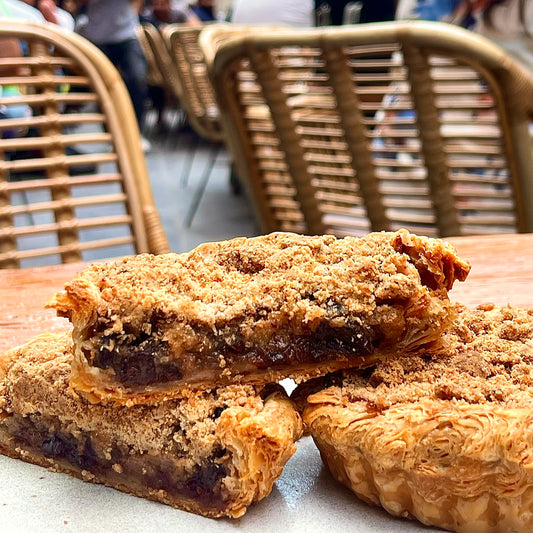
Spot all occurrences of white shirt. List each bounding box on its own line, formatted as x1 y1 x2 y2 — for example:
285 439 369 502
55 7 75 31
475 0 533 76
83 0 138 44
0 0 45 22
231 0 314 27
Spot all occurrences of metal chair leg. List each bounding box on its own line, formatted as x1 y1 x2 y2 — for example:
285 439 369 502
180 131 200 187
184 144 221 228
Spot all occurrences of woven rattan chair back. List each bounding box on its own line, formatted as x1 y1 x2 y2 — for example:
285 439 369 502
139 22 184 104
202 21 533 237
162 24 224 142
0 21 169 268
136 23 166 89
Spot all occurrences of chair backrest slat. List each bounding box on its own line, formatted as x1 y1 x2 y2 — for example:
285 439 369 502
322 43 389 231
400 39 461 236
247 47 326 234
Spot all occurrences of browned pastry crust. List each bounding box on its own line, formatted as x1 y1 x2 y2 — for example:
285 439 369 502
0 333 302 519
46 230 470 404
300 304 533 533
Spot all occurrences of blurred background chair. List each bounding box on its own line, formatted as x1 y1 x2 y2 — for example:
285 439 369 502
162 23 230 227
202 20 533 237
136 22 180 128
162 23 224 144
0 21 169 269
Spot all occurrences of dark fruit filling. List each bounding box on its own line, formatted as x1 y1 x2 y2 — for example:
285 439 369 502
41 431 98 470
87 313 377 388
183 462 227 506
7 414 228 509
95 336 181 387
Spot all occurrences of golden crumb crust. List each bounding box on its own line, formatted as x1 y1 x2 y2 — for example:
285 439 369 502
300 304 533 533
46 230 470 404
0 333 302 518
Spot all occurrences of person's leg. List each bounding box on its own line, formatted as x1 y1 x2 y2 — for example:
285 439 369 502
98 40 148 129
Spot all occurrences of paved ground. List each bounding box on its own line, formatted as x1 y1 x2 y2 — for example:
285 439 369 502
143 111 259 254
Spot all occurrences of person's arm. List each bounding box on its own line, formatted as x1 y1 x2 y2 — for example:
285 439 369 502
184 7 202 26
36 0 59 23
130 0 144 14
0 38 24 76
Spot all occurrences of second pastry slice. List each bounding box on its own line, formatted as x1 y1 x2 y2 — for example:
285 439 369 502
298 304 533 533
0 332 302 518
48 230 470 404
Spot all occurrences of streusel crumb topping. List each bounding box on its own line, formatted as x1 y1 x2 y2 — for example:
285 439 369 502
340 304 533 408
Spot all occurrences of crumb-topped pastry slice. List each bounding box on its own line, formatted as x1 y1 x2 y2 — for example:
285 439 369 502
0 333 302 518
300 304 533 533
47 230 469 404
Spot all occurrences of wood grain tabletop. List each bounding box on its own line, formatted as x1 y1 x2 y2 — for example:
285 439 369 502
0 233 531 354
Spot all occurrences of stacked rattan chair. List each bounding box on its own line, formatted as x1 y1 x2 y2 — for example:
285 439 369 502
136 24 166 90
161 23 234 226
201 21 533 237
162 24 224 144
138 23 184 114
136 23 179 126
0 21 169 268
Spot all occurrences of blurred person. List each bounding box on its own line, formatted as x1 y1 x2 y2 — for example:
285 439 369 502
130 0 144 15
216 0 231 19
57 0 81 18
0 36 32 140
0 0 45 21
19 0 75 29
63 0 88 33
188 0 216 21
0 1 42 139
314 0 396 26
0 0 97 173
142 0 198 27
230 0 314 26
0 6 92 175
469 0 533 76
396 0 533 75
0 38 23 76
79 0 151 150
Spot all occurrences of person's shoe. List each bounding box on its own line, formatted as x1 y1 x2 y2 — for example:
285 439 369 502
141 136 152 152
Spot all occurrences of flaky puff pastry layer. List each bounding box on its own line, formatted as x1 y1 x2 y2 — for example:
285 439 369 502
301 304 533 533
0 333 302 518
47 230 469 405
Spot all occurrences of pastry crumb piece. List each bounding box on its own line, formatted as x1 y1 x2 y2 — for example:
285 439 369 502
298 304 533 533
46 230 469 404
0 333 302 518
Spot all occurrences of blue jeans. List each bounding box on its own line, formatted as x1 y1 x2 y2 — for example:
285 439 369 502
97 38 148 128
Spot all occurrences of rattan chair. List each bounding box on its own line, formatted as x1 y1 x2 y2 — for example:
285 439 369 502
162 23 233 226
138 22 184 106
136 23 177 125
201 21 533 237
162 24 225 143
0 21 169 268
136 24 165 92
